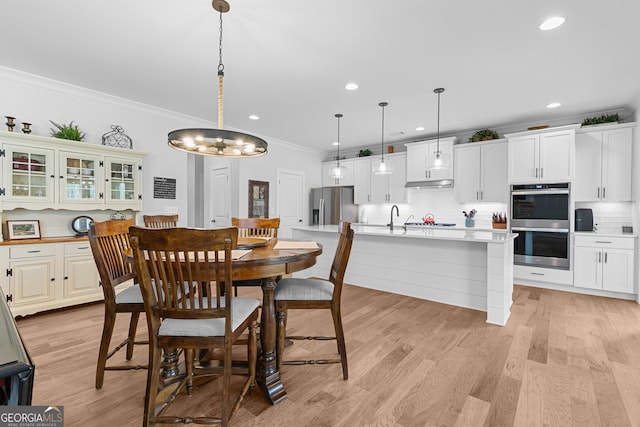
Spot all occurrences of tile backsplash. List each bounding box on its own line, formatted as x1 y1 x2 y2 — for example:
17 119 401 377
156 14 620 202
575 201 635 233
358 187 507 229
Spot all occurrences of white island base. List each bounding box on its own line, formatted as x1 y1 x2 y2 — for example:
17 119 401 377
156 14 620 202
292 225 516 326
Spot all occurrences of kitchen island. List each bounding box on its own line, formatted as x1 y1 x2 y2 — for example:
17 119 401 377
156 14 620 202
291 225 517 326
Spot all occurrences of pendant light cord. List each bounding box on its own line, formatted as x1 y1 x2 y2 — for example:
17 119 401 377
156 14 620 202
336 114 341 164
380 103 386 161
436 90 440 153
217 7 225 129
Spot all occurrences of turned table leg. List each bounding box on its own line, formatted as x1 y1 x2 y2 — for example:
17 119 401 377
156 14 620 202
256 277 287 404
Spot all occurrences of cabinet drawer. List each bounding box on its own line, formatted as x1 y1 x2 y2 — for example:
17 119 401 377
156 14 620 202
574 235 635 250
9 244 56 259
64 242 93 256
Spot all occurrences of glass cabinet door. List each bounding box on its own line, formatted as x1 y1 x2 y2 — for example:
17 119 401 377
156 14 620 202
105 157 140 206
59 151 104 204
3 144 55 203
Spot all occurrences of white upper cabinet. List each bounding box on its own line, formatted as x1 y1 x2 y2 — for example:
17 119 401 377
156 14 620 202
574 123 634 202
354 153 406 204
0 130 147 210
507 125 577 183
405 137 456 182
454 139 508 202
321 159 354 187
353 157 371 204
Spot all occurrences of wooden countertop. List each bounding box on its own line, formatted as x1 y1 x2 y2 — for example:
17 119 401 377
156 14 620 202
0 236 88 246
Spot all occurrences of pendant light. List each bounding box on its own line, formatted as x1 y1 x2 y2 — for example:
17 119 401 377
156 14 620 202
372 102 393 175
167 0 268 157
428 88 449 170
329 114 346 180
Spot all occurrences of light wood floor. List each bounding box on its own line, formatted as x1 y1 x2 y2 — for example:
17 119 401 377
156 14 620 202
15 284 640 427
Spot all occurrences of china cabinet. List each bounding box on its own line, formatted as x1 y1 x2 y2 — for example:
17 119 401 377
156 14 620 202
0 131 146 210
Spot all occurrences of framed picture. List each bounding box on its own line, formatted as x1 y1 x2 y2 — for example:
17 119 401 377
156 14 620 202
248 180 269 218
6 220 41 240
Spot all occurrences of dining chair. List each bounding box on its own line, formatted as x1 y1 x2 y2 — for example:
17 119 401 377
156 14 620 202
129 226 259 427
274 221 354 380
143 214 178 229
231 217 280 296
88 218 147 389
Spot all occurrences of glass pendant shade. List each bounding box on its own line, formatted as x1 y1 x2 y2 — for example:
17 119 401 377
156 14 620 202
167 0 268 158
329 113 346 180
373 157 393 175
373 101 393 175
428 87 448 171
430 150 450 170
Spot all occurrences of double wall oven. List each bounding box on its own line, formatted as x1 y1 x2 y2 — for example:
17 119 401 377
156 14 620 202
511 183 570 269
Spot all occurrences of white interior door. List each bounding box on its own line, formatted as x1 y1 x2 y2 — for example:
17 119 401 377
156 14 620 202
277 169 305 238
208 166 230 228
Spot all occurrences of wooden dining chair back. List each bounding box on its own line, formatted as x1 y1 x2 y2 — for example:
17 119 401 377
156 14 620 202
231 217 280 239
143 214 178 229
88 218 147 389
274 221 354 380
231 217 280 295
129 226 259 427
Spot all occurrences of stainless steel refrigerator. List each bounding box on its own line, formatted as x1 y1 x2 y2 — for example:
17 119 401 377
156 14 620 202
310 186 358 225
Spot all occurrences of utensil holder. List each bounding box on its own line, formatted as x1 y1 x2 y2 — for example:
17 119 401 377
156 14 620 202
465 217 474 227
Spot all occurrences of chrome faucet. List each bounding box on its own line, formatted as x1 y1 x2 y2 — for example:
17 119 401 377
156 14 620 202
402 214 414 231
389 204 399 231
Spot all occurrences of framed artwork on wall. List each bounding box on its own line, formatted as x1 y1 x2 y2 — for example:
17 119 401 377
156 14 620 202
6 220 41 240
248 180 269 218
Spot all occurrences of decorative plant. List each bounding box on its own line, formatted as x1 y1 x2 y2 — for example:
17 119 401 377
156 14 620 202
469 129 499 142
581 113 619 126
358 149 372 157
49 120 86 141
462 209 477 218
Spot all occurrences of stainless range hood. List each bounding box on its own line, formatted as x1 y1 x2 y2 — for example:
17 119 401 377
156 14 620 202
405 179 454 189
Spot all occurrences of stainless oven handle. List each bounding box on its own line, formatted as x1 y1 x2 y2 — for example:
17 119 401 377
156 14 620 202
511 227 569 233
511 189 570 196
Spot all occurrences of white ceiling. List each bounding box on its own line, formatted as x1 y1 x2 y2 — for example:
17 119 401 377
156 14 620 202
2 0 639 152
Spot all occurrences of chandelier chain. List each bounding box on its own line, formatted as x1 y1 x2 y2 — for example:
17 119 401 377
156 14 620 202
218 8 224 73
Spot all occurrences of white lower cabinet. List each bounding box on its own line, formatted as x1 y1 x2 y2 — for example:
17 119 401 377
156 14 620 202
0 240 102 317
63 242 101 299
574 235 635 294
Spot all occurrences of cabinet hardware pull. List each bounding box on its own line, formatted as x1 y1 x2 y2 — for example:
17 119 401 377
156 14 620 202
531 272 544 276
480 191 483 200
64 276 68 280
602 187 606 199
595 241 612 244
77 246 89 250
540 168 543 178
604 252 607 263
598 252 601 263
597 187 600 199
535 168 538 178
27 250 41 253
50 278 55 281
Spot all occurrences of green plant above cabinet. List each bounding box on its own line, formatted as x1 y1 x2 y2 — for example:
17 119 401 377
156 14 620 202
0 130 147 211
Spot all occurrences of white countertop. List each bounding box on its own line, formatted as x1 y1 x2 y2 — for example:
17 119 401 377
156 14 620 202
292 225 518 243
574 231 637 238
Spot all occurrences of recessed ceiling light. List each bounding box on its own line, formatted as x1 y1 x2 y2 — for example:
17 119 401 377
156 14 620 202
345 82 359 91
539 16 566 31
249 114 260 120
546 102 561 109
416 126 425 131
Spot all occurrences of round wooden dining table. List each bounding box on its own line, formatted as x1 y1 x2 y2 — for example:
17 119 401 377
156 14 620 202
230 239 322 404
127 238 323 405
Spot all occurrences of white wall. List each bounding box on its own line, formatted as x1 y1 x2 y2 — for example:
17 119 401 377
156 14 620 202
0 66 325 232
